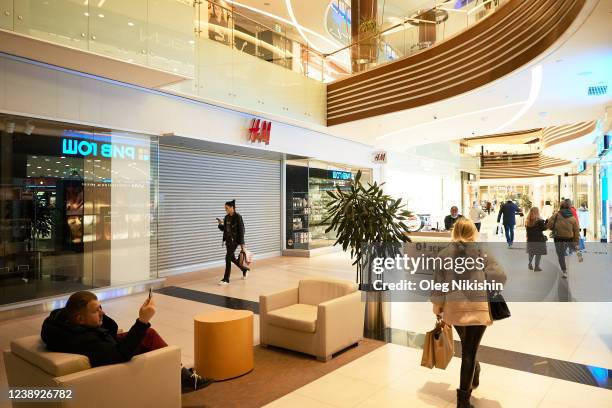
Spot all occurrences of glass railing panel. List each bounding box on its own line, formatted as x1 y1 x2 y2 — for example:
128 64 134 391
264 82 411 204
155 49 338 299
197 35 235 106
13 0 89 50
88 0 148 65
324 0 506 79
147 0 196 77
0 0 13 30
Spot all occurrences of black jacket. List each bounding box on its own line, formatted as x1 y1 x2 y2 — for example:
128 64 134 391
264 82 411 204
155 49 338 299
444 214 463 230
41 308 150 367
218 212 245 246
526 219 547 242
497 201 523 226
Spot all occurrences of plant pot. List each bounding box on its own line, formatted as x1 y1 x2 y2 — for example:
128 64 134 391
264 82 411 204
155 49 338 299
362 288 390 341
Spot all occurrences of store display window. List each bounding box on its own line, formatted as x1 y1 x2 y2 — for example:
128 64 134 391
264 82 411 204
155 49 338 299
285 159 371 250
0 114 158 306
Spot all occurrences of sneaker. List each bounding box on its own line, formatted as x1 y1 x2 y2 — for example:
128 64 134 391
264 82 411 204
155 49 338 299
181 367 213 392
242 270 249 280
534 267 543 272
528 264 533 270
218 280 229 286
562 271 568 279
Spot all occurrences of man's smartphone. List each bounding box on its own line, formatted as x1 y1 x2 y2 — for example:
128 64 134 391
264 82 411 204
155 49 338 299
148 288 152 300
216 217 222 223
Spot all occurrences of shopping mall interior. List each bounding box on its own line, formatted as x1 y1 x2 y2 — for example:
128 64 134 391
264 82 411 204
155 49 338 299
0 0 611 407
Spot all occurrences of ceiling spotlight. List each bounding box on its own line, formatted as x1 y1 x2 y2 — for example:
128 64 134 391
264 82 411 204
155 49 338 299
23 121 36 136
5 121 15 134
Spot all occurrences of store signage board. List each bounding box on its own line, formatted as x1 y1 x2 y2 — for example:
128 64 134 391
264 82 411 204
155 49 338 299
331 170 352 180
61 138 149 161
372 151 387 164
248 118 271 145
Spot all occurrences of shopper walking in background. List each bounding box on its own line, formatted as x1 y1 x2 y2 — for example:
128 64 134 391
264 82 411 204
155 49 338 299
547 200 579 279
497 199 523 247
542 200 554 220
525 207 547 272
577 203 590 238
431 218 507 408
217 199 249 286
469 202 486 232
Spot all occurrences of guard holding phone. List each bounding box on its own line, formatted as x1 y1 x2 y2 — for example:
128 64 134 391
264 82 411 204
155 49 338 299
217 199 249 286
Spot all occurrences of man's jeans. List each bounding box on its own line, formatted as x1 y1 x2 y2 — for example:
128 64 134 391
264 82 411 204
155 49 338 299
504 224 515 245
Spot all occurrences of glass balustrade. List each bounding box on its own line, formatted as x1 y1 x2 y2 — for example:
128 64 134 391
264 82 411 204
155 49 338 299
323 0 508 79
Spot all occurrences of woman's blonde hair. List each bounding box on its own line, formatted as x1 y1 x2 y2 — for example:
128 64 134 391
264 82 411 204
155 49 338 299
451 218 479 242
525 207 541 227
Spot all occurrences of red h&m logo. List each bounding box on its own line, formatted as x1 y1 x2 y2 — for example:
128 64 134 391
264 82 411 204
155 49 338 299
248 119 272 145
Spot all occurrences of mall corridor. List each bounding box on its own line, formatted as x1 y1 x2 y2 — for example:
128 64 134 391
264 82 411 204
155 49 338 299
0 0 611 407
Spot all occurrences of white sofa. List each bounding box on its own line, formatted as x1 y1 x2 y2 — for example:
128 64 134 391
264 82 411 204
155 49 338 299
259 278 365 361
3 335 181 408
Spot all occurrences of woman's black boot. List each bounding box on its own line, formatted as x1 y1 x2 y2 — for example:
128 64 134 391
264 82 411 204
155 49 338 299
456 389 474 408
472 362 480 389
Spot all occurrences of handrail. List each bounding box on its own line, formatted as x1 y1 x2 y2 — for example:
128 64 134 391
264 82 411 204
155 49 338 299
324 0 502 59
201 0 327 59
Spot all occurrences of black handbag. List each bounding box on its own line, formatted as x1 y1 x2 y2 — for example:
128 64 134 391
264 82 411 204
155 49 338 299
488 291 511 320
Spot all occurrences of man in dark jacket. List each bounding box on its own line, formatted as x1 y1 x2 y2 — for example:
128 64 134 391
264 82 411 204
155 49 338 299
497 199 523 247
41 291 211 391
217 199 249 285
444 206 463 230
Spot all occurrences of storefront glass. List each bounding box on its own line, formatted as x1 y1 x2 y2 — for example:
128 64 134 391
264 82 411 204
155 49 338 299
0 114 158 305
285 159 371 250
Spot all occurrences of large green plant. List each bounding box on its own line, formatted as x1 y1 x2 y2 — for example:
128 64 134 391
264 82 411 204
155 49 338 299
324 171 411 286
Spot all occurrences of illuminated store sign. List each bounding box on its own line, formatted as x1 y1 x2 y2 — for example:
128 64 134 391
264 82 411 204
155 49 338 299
61 138 149 161
331 170 352 180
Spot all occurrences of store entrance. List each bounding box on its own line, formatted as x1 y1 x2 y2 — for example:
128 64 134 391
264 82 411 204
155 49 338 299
1 121 106 304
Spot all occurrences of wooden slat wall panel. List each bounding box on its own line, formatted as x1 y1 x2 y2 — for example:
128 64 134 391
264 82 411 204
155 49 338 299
327 0 585 125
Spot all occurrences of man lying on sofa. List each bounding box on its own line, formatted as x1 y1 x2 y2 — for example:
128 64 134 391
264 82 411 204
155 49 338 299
40 290 212 392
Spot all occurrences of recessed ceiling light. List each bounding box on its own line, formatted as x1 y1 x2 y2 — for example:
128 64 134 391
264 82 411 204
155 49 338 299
128 22 134 26
37 166 42 169
84 12 89 16
98 14 104 18
188 40 195 44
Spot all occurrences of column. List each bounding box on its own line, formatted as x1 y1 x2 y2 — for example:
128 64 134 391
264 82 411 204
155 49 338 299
351 0 378 73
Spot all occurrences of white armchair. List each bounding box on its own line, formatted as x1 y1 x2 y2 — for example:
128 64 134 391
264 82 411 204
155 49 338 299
259 278 365 361
3 335 181 408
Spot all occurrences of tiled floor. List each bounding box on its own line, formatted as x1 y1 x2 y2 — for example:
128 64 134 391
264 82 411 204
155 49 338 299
264 344 612 408
1 220 610 407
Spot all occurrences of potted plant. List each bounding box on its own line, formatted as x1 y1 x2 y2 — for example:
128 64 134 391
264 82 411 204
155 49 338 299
324 170 411 337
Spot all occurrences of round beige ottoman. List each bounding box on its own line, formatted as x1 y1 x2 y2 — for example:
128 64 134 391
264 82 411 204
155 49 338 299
193 309 254 380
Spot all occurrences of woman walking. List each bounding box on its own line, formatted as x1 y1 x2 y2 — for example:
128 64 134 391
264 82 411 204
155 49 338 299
525 207 547 271
468 202 486 232
431 218 507 408
217 200 249 286
546 200 579 279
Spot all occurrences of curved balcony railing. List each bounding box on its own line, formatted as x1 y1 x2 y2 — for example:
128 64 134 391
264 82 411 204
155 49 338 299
323 0 509 81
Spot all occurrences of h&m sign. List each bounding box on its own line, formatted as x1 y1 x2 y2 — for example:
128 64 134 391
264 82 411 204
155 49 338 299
372 151 387 164
248 119 271 145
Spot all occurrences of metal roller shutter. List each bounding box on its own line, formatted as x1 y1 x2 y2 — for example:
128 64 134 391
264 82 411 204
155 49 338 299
157 145 281 275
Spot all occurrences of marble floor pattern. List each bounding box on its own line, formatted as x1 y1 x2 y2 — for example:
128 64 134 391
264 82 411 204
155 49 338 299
1 215 610 407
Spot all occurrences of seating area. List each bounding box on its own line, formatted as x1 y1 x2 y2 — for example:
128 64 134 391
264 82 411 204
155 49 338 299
3 277 365 408
260 278 364 362
4 336 182 408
